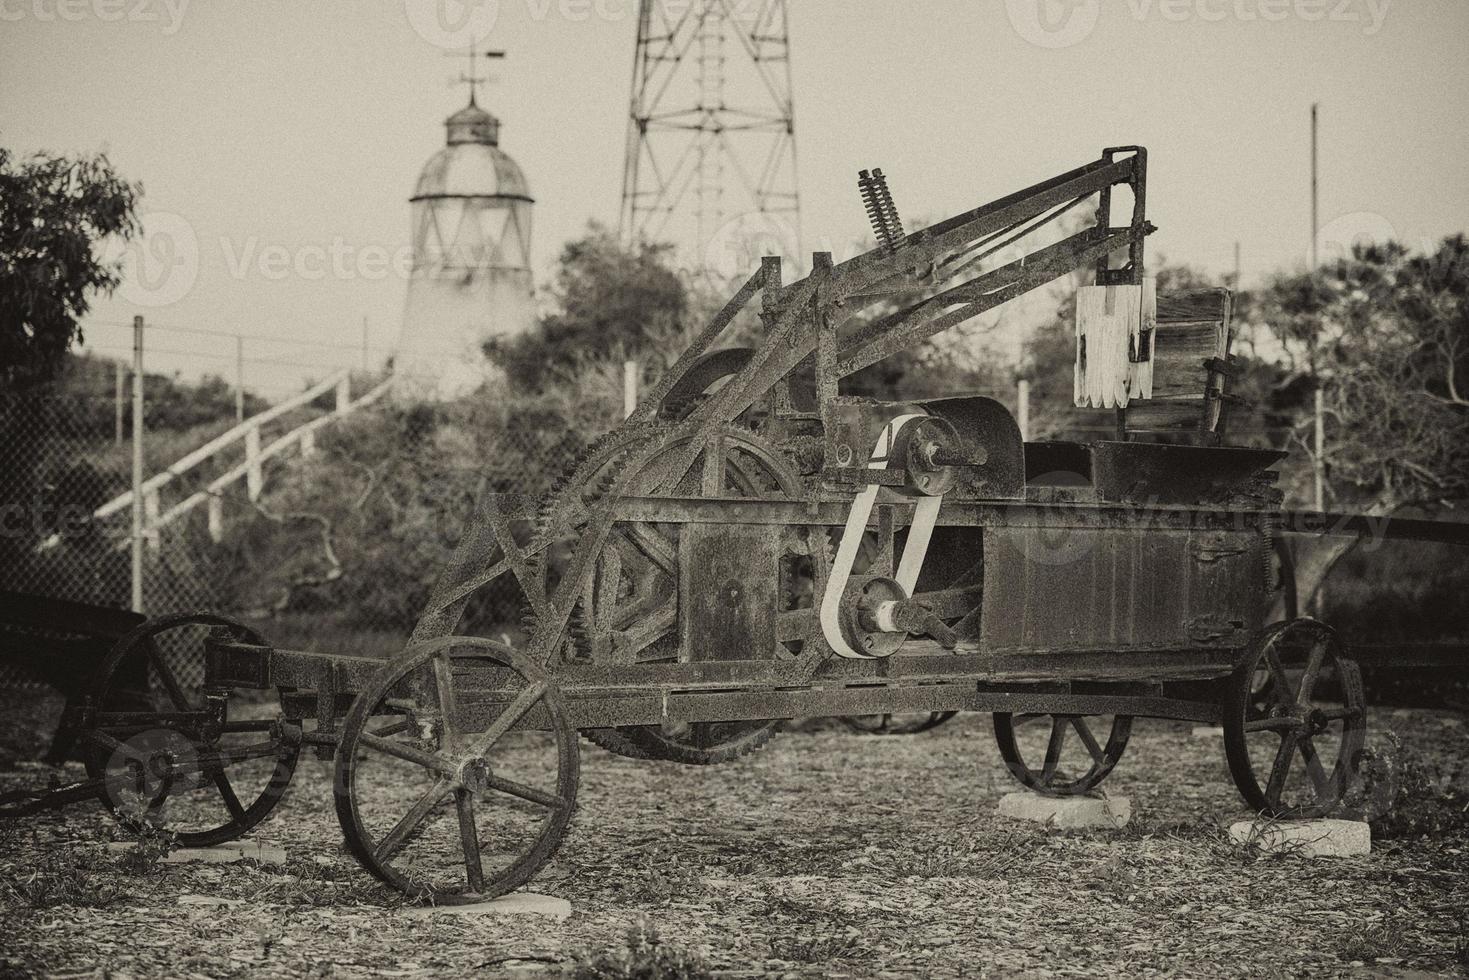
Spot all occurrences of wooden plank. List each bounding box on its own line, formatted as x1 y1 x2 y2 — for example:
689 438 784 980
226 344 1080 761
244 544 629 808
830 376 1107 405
1123 401 1205 432
1157 289 1232 323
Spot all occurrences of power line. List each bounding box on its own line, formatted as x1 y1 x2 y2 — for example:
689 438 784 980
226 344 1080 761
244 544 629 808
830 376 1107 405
83 319 397 355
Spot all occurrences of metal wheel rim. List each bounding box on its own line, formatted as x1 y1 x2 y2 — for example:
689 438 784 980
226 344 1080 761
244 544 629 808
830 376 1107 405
844 712 958 735
83 612 299 848
1223 619 1365 818
993 713 1133 796
333 637 579 903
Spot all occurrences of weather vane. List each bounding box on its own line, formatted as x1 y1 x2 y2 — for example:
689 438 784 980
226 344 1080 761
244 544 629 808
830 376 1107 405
449 48 504 106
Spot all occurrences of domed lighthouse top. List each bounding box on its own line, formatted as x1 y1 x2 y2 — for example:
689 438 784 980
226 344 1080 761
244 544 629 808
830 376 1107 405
445 99 499 144
393 53 538 403
413 96 533 204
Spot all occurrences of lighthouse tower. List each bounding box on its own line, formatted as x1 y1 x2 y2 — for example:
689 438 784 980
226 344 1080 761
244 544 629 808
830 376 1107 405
394 76 535 401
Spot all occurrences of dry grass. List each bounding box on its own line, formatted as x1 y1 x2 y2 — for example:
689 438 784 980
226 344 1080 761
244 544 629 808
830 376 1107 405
1 692 1467 978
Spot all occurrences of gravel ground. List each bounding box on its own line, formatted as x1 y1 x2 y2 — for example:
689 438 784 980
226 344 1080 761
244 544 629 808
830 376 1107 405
1 690 1466 979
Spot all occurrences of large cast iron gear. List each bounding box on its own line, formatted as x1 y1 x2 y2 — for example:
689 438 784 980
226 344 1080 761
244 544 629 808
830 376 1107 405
530 422 811 765
526 425 664 761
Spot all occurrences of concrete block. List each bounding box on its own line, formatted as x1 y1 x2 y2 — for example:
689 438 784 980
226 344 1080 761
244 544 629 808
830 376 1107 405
1228 818 1370 857
404 892 571 920
109 841 288 866
997 792 1131 829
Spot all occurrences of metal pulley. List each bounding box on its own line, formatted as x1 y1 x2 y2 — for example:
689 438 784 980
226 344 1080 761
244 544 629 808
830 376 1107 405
837 575 960 658
820 413 978 659
890 415 986 497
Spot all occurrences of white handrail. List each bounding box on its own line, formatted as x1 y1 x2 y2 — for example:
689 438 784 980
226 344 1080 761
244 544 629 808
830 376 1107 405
95 369 350 520
152 375 394 531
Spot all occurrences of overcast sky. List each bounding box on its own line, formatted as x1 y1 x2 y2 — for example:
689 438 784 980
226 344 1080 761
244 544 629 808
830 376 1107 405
3 0 1466 395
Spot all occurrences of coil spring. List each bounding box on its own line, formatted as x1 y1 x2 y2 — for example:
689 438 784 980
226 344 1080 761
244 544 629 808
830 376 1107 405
1258 510 1284 596
858 168 905 250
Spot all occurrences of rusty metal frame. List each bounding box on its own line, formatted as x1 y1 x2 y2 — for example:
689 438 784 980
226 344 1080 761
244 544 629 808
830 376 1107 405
201 145 1465 746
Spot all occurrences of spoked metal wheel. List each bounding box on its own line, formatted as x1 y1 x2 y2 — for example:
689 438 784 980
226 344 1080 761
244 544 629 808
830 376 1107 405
334 637 579 903
82 613 300 847
844 712 957 735
992 713 1133 796
1223 619 1365 818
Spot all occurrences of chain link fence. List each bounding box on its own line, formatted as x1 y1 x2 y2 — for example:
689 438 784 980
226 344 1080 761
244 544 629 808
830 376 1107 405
1 360 621 689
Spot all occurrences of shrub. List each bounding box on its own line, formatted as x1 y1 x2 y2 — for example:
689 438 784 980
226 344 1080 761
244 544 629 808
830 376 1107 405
572 920 712 980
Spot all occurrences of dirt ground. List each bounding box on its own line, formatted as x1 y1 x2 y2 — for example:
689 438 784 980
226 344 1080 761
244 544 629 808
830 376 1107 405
1 690 1466 979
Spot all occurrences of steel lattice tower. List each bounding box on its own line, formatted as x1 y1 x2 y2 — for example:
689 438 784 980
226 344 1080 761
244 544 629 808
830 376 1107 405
619 0 800 277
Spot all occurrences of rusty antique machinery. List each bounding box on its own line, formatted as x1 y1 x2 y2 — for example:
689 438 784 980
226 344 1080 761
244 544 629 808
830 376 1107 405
7 147 1469 904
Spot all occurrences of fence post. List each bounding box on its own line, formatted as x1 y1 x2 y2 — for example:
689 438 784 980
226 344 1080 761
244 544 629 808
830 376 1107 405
114 361 125 446
207 495 224 543
1016 379 1031 442
144 488 161 553
245 424 263 500
336 374 351 414
130 316 145 614
300 428 316 458
623 360 638 418
235 335 245 424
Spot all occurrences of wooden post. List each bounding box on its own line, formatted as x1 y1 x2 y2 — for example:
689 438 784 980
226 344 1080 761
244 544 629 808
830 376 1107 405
143 488 161 553
1016 379 1031 442
623 360 637 418
336 374 351 414
301 428 316 458
245 425 263 500
130 316 145 614
235 335 245 423
207 495 224 543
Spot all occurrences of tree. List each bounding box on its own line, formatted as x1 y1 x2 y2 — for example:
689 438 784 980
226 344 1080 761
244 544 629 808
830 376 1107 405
0 148 140 390
487 224 692 393
1252 236 1469 607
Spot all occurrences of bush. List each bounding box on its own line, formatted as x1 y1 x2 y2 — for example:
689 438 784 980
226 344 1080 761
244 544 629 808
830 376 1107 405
1348 732 1469 839
212 383 621 633
572 920 711 980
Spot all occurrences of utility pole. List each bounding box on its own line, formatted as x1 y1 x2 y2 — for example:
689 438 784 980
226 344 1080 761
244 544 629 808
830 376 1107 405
1232 241 1241 290
130 315 145 614
1310 104 1320 271
1310 103 1325 514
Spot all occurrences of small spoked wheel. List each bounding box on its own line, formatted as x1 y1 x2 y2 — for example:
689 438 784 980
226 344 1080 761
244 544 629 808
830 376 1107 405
1223 619 1365 818
83 613 300 848
993 713 1133 796
334 637 579 904
844 712 958 736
